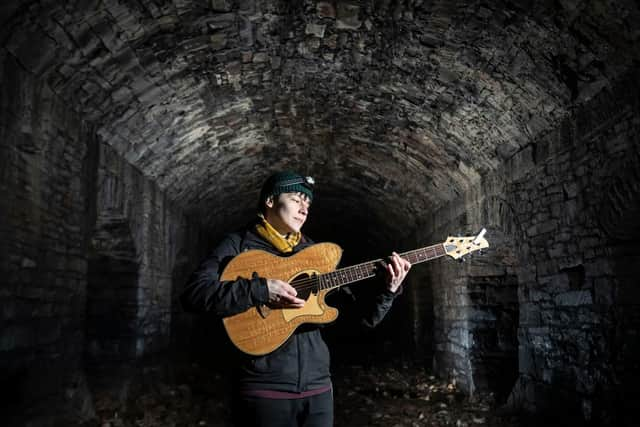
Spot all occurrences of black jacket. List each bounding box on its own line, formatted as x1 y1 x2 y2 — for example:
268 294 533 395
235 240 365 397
180 226 399 392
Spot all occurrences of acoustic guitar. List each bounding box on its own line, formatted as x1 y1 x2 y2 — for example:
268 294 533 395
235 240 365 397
222 229 489 355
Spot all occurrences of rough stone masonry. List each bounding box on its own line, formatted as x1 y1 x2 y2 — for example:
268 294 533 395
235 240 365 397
1 0 639 426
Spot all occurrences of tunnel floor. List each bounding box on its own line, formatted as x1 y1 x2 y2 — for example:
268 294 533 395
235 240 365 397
79 361 543 427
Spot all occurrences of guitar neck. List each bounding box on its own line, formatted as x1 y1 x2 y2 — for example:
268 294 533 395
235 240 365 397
318 243 446 291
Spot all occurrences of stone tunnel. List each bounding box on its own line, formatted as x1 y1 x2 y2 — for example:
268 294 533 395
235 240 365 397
1 0 639 426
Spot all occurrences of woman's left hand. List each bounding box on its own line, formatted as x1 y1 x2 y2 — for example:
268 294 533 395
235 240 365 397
385 252 411 293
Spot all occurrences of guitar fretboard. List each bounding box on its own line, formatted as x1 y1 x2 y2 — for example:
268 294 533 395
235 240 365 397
318 244 446 290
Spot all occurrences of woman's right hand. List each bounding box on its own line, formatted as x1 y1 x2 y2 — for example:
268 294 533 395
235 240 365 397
266 279 306 308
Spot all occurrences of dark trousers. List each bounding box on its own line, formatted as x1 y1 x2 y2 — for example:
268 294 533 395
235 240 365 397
232 390 333 427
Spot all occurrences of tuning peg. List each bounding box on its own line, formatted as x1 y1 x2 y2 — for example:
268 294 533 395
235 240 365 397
473 228 487 244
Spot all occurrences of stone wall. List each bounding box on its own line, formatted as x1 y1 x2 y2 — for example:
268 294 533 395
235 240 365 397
0 49 202 424
86 142 202 404
419 70 640 424
504 72 640 425
0 51 96 423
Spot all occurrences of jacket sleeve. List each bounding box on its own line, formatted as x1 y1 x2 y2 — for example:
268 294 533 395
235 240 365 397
338 262 403 329
180 234 270 317
358 285 402 329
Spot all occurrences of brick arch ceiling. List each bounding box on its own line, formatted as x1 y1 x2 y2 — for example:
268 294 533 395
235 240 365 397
3 0 639 230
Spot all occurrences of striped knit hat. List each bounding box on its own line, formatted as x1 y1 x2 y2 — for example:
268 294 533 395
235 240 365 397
259 171 314 208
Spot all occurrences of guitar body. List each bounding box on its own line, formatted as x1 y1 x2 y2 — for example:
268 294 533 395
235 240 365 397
221 242 343 356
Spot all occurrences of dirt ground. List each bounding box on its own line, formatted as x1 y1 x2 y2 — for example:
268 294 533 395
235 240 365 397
83 361 538 427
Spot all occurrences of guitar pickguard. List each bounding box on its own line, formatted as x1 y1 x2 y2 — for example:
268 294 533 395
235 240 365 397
282 269 324 321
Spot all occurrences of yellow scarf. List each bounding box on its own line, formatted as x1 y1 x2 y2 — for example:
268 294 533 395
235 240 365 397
255 214 301 253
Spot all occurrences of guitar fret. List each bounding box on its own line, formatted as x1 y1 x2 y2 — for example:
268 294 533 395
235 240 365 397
367 262 375 277
320 243 449 290
361 264 370 279
395 244 448 266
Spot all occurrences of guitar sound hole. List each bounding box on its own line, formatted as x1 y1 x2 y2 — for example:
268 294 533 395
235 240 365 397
290 273 317 300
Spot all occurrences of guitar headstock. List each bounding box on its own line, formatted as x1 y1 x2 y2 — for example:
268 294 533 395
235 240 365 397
443 228 489 260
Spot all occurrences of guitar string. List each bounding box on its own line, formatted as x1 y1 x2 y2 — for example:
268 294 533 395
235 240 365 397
288 255 410 292
281 245 447 293
288 247 446 291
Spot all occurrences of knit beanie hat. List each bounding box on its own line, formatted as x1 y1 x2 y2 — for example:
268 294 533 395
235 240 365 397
259 171 314 208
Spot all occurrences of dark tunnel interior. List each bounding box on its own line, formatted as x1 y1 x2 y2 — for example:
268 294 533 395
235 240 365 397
2 0 640 426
